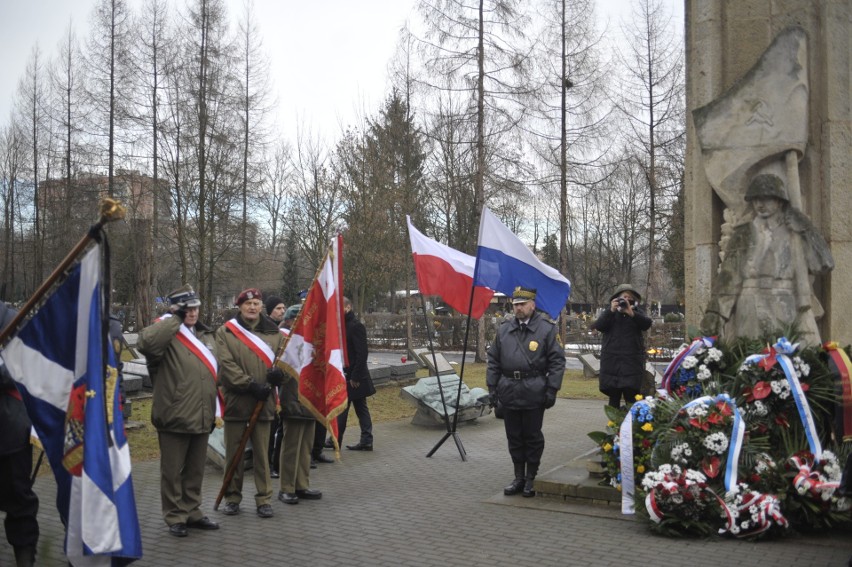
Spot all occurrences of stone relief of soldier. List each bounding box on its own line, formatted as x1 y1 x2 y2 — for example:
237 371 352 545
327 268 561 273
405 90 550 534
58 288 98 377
693 27 834 345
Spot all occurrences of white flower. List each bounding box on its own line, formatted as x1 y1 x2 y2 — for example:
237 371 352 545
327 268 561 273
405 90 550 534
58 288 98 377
697 365 712 381
793 357 810 377
752 400 768 417
682 356 698 369
686 404 708 418
671 443 693 464
707 348 723 362
703 432 729 454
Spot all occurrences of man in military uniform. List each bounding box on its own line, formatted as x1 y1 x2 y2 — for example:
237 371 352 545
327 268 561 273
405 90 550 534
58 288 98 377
137 285 221 537
216 288 285 519
486 286 565 497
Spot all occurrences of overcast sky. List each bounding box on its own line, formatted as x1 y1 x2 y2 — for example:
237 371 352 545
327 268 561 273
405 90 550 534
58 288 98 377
0 0 683 143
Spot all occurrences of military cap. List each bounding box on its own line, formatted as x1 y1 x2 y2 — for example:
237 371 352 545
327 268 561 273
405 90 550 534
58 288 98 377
168 284 201 308
512 286 537 304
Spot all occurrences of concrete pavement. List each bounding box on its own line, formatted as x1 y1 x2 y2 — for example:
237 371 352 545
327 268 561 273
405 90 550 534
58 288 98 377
4 398 852 566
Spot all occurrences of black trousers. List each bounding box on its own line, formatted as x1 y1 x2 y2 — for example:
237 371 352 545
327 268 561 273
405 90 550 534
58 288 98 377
0 444 39 549
502 406 545 465
312 421 326 458
337 397 373 446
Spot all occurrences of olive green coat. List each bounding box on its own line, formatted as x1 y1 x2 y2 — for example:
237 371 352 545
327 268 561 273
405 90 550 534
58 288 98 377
137 315 219 434
215 314 284 422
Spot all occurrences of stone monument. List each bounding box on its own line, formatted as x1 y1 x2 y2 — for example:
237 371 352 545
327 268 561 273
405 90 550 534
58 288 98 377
685 2 851 345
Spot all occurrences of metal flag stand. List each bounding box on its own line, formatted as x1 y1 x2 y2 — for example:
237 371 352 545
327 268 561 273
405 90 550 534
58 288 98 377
424 284 484 462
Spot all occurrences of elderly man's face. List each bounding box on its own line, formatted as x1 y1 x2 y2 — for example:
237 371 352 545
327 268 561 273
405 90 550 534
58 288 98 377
513 300 536 320
183 306 199 327
240 298 263 321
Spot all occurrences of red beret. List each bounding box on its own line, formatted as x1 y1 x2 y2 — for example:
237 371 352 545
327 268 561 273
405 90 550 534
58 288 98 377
236 288 262 305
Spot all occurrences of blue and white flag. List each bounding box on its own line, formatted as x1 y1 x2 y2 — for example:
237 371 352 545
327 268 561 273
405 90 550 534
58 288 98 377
2 245 142 566
474 206 572 319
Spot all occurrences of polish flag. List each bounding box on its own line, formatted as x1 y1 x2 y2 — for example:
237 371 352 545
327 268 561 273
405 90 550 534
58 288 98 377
279 235 348 453
407 216 494 319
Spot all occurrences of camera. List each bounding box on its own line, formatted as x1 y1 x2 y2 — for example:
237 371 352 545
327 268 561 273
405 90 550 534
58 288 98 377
616 298 632 310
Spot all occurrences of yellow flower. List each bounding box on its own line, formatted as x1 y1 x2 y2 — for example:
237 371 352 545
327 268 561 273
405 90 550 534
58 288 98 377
641 423 653 432
607 420 616 428
636 465 645 473
603 443 613 452
616 484 622 492
635 394 644 401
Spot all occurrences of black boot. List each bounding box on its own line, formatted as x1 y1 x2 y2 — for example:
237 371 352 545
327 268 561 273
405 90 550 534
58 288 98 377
503 462 526 496
523 463 539 498
14 545 36 567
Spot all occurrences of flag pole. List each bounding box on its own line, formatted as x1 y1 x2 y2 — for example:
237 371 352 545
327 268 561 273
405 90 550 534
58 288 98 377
418 295 454 435
0 198 126 347
425 279 478 461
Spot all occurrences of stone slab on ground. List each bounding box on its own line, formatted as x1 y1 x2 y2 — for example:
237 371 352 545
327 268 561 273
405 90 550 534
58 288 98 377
578 353 600 378
411 349 457 376
368 363 392 386
122 374 143 393
400 374 490 426
390 360 419 381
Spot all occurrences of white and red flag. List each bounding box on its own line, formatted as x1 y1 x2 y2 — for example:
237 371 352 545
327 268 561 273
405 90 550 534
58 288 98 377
407 216 494 319
279 235 348 454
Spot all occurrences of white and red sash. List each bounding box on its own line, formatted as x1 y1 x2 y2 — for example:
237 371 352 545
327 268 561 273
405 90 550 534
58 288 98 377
224 318 276 368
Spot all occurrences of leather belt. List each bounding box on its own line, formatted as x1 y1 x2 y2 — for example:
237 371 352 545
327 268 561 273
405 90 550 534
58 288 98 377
503 370 542 380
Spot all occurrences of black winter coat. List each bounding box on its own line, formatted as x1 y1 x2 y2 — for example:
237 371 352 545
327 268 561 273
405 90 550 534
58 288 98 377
486 311 565 410
344 310 375 401
592 305 653 395
0 302 31 455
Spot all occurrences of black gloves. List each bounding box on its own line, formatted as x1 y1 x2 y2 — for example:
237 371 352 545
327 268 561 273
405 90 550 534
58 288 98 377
174 308 187 321
247 381 272 401
544 390 557 409
266 367 285 387
488 390 498 409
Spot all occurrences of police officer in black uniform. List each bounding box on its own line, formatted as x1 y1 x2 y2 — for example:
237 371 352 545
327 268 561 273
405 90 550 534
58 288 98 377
487 286 565 497
0 302 39 566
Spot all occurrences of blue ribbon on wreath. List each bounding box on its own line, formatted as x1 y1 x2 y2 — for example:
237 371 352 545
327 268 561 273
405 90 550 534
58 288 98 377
744 337 823 461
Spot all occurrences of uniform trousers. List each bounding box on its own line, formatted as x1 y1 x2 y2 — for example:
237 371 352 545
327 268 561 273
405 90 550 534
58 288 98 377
0 443 39 549
158 431 210 525
279 419 314 493
502 406 545 465
224 420 272 506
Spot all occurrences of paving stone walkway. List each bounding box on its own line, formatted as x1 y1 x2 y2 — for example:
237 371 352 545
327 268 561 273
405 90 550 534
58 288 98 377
4 398 852 566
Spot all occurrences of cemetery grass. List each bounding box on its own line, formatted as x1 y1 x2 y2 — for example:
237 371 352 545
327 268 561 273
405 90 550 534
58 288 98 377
114 365 599 463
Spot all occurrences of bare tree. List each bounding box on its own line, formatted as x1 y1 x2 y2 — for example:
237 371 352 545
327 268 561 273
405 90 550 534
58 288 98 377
85 0 133 197
234 0 274 277
129 0 172 326
614 0 684 302
16 45 48 290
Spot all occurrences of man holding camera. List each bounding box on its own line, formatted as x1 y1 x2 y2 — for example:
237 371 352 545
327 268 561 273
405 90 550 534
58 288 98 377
138 285 221 537
592 283 653 408
487 286 565 498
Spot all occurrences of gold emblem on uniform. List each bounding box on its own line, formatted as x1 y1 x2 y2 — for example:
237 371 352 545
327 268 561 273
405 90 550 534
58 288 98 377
529 340 539 352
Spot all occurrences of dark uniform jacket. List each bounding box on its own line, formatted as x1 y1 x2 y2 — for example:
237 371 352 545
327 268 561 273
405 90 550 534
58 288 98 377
0 303 31 455
486 310 565 410
215 314 284 422
137 315 219 434
344 310 375 401
592 305 653 395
